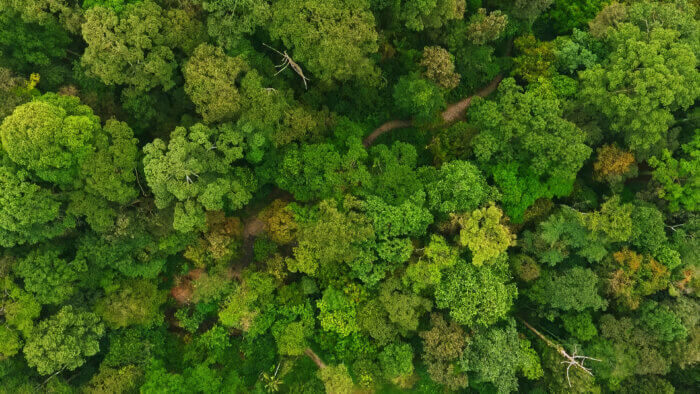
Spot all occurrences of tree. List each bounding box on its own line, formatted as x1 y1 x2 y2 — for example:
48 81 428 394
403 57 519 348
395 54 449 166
183 44 250 124
23 306 105 375
0 0 83 33
81 1 203 91
316 287 359 337
583 195 633 244
520 206 608 266
378 278 432 332
193 0 271 50
513 35 557 83
562 311 598 342
259 199 298 245
0 11 70 83
379 342 414 383
143 122 258 232
541 0 608 35
470 78 591 221
82 0 140 12
460 320 542 393
357 299 398 346
83 365 144 394
403 234 459 293
364 141 423 205
0 93 138 235
638 300 687 343
435 258 516 327
452 203 515 266
276 140 369 202
0 276 41 337
589 314 672 389
420 46 460 90
607 249 670 311
419 313 468 390
82 119 139 204
593 144 638 191
648 131 699 212
588 1 627 38
276 321 308 356
420 160 495 215
95 280 166 328
392 73 445 126
12 244 84 305
363 192 433 239
527 267 607 317
579 21 699 156
391 0 466 31
0 162 76 247
0 94 100 186
269 0 379 84
288 200 373 276
466 9 508 45
318 364 354 394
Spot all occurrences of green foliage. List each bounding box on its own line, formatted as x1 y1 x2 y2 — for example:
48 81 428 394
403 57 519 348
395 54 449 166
580 19 700 156
379 342 414 381
318 363 354 394
561 312 598 342
403 234 459 293
649 131 699 212
467 8 508 45
471 78 591 221
0 164 75 247
277 141 369 202
460 320 542 393
24 306 105 375
269 0 379 84
82 0 139 12
391 0 466 31
0 11 70 80
421 160 495 215
194 0 270 50
420 46 461 90
143 122 257 232
435 258 516 327
0 0 696 391
81 0 203 91
419 313 468 390
13 245 84 305
1 94 100 186
96 280 166 328
392 73 446 126
453 203 515 266
527 267 607 316
317 287 359 337
289 200 373 276
183 44 250 124
541 0 608 34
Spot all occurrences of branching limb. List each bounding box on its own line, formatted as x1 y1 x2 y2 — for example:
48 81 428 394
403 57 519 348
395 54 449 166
518 317 601 387
263 43 310 89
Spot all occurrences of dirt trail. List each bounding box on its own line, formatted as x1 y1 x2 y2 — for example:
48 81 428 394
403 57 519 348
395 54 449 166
304 348 327 369
362 73 505 147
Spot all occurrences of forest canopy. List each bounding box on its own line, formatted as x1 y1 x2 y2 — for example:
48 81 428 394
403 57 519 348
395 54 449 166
0 1 698 393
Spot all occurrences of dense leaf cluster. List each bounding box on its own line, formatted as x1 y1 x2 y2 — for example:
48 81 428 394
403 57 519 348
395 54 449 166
0 0 697 393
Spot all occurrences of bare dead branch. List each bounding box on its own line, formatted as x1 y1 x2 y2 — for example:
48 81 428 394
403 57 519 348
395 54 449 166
519 318 601 387
263 43 310 89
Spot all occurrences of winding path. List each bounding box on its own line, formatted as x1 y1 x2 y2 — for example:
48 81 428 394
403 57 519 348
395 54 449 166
362 73 505 147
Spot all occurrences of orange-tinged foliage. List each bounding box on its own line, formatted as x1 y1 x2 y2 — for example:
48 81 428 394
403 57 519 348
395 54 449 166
184 211 242 266
259 199 298 245
594 144 636 178
608 248 670 310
